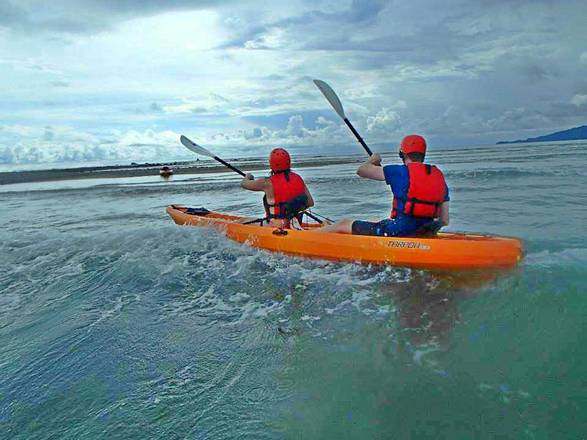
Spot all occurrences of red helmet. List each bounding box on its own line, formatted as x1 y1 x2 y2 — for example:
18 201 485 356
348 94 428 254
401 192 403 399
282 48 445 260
269 147 291 172
400 134 427 155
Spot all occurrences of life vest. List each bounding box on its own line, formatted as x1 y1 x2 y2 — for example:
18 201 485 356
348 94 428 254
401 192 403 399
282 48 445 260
391 163 447 219
263 171 309 220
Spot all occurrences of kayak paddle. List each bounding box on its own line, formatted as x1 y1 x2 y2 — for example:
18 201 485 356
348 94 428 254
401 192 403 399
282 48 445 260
179 135 329 224
313 79 373 156
180 135 246 177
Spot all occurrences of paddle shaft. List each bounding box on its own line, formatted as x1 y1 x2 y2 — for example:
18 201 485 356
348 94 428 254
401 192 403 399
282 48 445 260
302 211 324 224
213 155 246 177
343 118 372 156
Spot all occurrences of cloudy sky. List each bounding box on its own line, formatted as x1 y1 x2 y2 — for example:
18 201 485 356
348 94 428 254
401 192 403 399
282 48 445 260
1 0 586 166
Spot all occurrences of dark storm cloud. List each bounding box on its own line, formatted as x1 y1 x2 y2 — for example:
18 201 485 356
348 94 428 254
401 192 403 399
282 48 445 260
219 0 386 49
0 2 30 30
220 0 582 72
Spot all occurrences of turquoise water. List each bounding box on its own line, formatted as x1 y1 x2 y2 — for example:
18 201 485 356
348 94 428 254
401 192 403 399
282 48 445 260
1 142 586 438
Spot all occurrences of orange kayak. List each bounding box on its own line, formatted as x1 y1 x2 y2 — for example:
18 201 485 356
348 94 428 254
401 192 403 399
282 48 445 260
166 205 523 270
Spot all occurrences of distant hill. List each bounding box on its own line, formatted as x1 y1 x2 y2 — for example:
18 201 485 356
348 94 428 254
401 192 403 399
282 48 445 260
497 125 587 144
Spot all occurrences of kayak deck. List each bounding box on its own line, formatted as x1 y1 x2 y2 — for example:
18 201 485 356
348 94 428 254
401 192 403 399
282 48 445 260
166 205 523 270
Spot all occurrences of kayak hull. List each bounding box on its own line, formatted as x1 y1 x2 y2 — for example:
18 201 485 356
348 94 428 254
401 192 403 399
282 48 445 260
166 206 523 270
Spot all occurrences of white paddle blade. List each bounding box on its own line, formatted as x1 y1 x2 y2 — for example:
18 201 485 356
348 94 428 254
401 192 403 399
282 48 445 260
180 135 214 158
313 79 346 119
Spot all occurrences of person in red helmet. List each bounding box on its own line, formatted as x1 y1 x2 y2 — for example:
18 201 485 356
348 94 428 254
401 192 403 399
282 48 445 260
317 134 449 236
240 147 314 228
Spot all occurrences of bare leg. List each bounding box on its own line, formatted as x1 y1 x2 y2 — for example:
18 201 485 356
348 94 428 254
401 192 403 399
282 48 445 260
313 218 354 234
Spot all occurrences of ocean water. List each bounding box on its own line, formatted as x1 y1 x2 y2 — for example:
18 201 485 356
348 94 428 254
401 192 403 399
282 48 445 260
0 142 586 439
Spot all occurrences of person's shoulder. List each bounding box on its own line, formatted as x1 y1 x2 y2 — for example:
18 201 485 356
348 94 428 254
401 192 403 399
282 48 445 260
431 163 447 175
262 176 274 191
291 170 306 180
383 163 407 175
383 163 404 171
382 163 407 184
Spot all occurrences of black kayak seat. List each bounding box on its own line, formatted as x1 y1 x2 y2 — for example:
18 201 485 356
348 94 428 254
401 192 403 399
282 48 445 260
185 207 210 216
412 219 443 237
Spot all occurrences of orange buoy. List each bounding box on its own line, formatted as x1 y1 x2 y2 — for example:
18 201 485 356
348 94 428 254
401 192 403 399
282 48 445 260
160 166 173 177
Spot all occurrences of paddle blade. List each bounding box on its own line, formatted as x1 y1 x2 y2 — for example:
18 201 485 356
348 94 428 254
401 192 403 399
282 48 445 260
180 135 214 158
314 79 346 119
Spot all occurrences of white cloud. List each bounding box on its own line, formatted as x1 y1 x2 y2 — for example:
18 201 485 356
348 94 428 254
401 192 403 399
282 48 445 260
285 115 304 138
244 27 286 49
367 108 401 134
0 124 40 137
163 94 232 115
200 114 353 149
571 94 587 107
0 125 189 164
114 129 179 147
484 107 552 132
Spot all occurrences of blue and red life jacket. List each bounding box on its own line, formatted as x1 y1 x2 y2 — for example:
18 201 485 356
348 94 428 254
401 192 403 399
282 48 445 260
263 170 309 220
391 163 447 219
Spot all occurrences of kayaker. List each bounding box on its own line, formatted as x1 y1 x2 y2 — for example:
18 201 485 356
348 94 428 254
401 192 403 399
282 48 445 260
317 134 449 236
240 147 314 228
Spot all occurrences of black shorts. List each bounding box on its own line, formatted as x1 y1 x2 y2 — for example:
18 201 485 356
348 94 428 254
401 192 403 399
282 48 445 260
351 219 392 237
352 217 439 237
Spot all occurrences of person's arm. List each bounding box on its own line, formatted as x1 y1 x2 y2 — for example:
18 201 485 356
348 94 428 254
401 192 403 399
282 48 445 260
240 173 267 191
357 153 385 181
439 202 449 226
304 185 314 208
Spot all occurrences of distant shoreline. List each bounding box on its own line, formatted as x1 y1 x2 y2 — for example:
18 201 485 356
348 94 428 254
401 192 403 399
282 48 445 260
0 157 361 185
497 125 587 144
